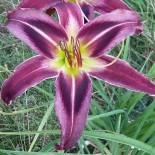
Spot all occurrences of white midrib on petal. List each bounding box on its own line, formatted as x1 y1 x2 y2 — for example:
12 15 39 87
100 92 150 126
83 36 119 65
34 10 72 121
11 19 57 46
84 21 136 48
69 76 75 139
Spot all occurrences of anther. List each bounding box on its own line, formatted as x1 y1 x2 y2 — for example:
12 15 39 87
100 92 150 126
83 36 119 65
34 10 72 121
74 38 82 67
59 38 72 68
63 38 68 50
76 39 80 48
59 41 66 51
71 36 75 46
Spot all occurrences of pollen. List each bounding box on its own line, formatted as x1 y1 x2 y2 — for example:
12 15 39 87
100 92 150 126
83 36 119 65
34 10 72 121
59 37 82 68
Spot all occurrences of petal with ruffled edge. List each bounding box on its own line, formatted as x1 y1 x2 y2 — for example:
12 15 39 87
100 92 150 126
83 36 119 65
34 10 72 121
55 71 92 150
77 9 142 58
6 9 68 59
1 56 58 104
18 0 62 11
88 0 132 14
55 3 84 37
88 55 155 95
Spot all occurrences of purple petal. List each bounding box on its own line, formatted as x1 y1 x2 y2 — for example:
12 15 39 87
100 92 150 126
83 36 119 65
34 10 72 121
89 55 155 95
1 56 58 104
6 9 68 59
18 0 62 11
77 9 142 57
89 0 132 14
55 2 84 37
80 2 94 21
55 71 92 150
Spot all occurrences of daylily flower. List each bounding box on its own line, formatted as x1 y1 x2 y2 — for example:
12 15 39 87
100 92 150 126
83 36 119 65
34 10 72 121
1 2 155 150
16 0 132 20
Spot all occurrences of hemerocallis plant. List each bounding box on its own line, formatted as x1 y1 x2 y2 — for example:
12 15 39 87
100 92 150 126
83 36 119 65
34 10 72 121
1 2 155 150
16 0 132 20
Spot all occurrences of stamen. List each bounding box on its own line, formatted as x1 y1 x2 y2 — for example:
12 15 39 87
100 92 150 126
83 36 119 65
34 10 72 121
59 38 72 68
74 44 81 67
76 39 80 48
59 37 82 68
75 39 82 67
103 40 125 67
59 41 66 51
72 39 78 67
71 37 77 67
73 46 79 67
71 37 82 67
63 38 68 50
71 36 75 46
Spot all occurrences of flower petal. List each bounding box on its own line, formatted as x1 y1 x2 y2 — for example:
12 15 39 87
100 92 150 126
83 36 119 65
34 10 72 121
55 2 84 37
18 0 62 11
55 71 92 150
79 2 94 21
6 9 68 59
77 9 142 57
1 56 58 104
88 55 155 95
89 0 131 14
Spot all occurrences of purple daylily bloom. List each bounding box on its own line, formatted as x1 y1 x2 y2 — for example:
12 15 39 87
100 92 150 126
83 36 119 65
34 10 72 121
1 3 155 150
17 0 132 20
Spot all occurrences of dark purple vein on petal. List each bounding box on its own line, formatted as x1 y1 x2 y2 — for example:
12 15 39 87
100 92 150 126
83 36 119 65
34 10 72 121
1 56 57 104
23 25 54 59
77 9 142 57
6 9 68 58
55 71 92 150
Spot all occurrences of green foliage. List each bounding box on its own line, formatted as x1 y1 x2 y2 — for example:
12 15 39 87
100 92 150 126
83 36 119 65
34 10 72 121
0 0 155 154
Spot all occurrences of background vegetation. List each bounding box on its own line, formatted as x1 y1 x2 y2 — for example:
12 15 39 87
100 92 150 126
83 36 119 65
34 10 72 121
0 0 155 154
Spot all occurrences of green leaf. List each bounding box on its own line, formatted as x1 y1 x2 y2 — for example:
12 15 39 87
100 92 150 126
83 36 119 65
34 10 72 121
83 131 155 154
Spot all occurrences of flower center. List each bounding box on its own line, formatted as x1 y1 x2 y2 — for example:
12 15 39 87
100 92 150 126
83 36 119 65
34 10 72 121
59 37 82 68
